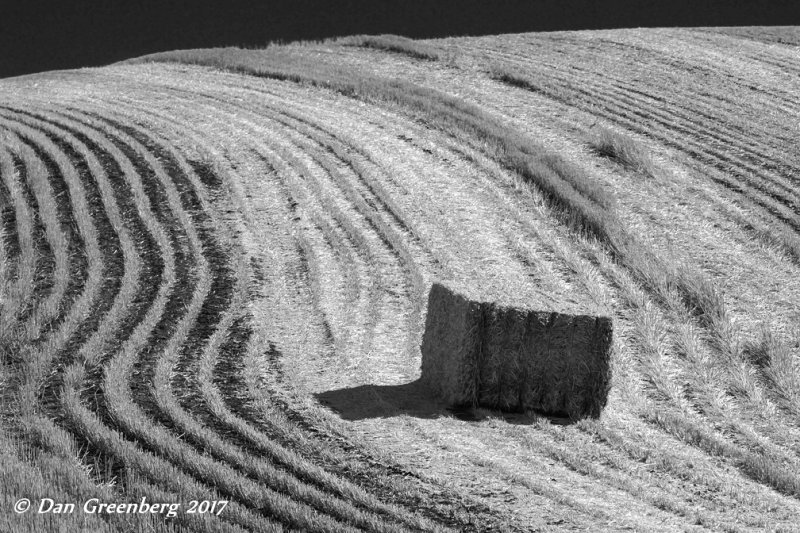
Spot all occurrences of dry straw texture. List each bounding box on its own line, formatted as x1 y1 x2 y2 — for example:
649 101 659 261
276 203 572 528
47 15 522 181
421 282 612 419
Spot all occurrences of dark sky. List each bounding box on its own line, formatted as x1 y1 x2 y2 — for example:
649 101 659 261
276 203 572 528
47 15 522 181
2 0 798 79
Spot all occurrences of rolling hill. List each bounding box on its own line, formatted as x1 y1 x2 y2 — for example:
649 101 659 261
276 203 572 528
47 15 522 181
2 27 800 532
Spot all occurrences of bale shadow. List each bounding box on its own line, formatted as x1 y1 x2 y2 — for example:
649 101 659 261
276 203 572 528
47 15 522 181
315 379 442 420
314 379 575 425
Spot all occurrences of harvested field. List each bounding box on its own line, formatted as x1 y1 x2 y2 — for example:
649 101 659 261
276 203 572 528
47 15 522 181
2 26 800 531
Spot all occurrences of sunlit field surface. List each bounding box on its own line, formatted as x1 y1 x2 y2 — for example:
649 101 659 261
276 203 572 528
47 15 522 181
2 27 800 531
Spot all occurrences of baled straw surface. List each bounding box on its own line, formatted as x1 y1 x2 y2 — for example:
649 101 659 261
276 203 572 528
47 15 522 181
421 281 612 419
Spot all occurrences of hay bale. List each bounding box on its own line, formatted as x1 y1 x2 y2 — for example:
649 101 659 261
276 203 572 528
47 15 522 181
420 281 612 419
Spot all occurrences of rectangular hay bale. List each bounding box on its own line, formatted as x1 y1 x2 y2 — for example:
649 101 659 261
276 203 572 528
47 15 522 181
420 281 612 419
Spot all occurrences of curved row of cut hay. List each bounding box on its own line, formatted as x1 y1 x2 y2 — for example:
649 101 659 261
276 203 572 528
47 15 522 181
66 110 376 528
0 78 471 531
97 110 417 532
132 121 447 532
396 135 795 527
0 148 33 336
0 106 278 531
478 36 800 195
474 42 800 437
0 130 67 341
244 106 425 370
177 92 588 528
119 64 768 524
474 35 800 411
476 38 800 390
1 115 129 442
169 61 800 524
0 152 11 280
127 42 800 529
612 30 800 119
485 43 799 187
86 69 544 528
481 40 800 258
0 113 106 416
0 108 178 532
113 80 412 379
15 130 90 339
452 34 800 497
98 87 473 530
